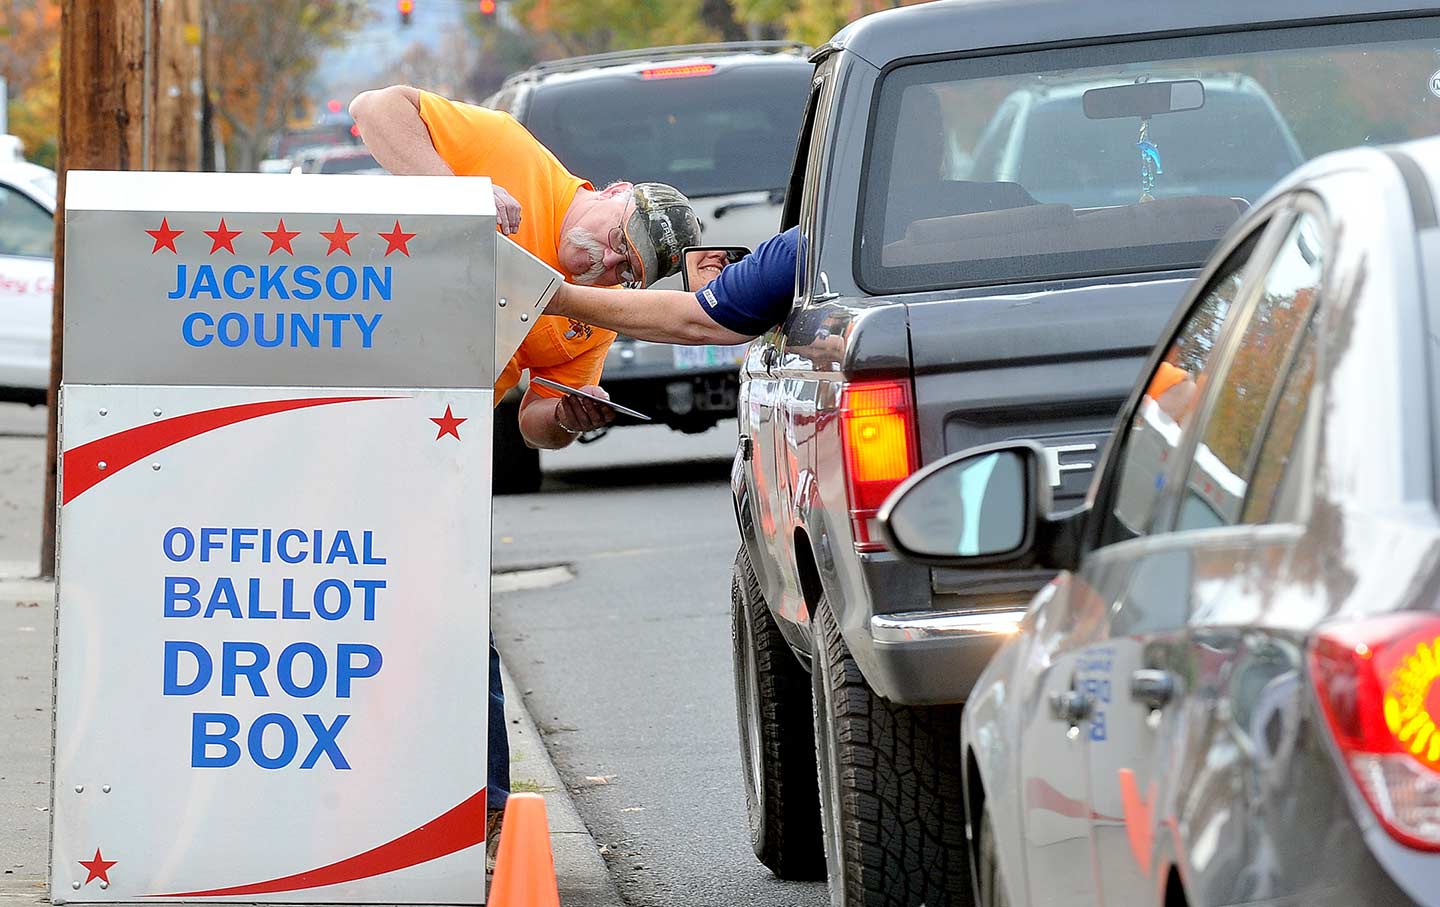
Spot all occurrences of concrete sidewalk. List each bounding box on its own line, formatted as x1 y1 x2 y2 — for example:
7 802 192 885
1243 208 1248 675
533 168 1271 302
0 571 623 906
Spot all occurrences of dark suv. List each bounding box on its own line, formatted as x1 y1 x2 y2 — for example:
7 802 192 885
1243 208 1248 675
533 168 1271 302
729 1 1440 904
485 42 812 492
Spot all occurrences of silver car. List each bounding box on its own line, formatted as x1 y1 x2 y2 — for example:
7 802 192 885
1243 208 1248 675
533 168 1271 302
879 135 1440 906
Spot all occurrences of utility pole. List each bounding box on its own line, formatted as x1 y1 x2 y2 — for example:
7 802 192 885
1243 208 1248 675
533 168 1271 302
42 0 151 577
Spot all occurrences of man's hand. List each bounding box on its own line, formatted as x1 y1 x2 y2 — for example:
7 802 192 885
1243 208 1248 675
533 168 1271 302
494 186 522 235
554 386 615 434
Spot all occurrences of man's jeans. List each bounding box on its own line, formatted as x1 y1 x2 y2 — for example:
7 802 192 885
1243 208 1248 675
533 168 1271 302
488 633 510 813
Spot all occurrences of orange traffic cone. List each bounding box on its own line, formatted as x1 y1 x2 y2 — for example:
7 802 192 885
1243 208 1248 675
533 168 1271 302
488 793 559 907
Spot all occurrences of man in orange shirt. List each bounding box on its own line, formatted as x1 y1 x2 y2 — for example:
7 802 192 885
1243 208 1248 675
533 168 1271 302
349 84 700 444
349 84 700 863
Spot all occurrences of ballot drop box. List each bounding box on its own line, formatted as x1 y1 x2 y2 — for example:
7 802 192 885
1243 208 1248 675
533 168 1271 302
50 171 561 904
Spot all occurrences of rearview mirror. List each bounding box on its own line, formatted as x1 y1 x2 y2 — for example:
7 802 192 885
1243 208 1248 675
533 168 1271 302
1082 80 1205 120
879 442 1048 565
681 245 750 291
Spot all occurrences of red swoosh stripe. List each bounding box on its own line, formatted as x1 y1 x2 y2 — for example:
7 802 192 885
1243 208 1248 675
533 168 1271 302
150 787 488 897
62 397 392 505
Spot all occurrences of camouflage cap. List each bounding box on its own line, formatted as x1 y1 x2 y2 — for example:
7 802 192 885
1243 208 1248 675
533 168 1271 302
622 182 701 287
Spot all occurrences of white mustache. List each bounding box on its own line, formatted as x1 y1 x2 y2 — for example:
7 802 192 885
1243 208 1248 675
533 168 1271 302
566 228 608 285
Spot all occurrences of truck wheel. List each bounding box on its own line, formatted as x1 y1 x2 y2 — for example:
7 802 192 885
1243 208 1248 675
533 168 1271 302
811 599 971 907
731 547 826 880
493 396 542 495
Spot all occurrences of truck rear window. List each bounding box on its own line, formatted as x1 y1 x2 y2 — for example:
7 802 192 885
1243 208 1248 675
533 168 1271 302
859 17 1440 293
522 63 811 198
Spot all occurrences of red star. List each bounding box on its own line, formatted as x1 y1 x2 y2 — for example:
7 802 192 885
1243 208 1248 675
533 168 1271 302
145 217 183 254
320 218 359 256
379 220 417 257
78 848 117 885
261 218 301 255
203 218 242 254
431 405 466 441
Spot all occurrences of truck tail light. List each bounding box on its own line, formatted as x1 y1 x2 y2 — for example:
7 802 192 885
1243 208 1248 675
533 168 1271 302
840 380 917 552
1309 612 1440 851
640 64 716 80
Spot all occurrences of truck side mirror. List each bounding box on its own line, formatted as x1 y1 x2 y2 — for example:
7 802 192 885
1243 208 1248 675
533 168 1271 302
681 245 750 291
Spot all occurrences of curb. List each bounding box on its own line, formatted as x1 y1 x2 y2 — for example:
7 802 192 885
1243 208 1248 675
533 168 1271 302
498 659 625 907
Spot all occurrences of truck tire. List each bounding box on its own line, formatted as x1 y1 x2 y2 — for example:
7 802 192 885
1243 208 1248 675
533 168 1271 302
732 547 826 880
811 599 972 907
493 396 542 495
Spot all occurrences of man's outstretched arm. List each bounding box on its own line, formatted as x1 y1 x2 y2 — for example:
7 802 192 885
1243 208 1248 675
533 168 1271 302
547 283 755 346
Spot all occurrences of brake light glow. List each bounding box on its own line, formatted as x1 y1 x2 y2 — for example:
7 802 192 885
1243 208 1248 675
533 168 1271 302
641 64 716 80
840 381 917 552
1309 612 1440 850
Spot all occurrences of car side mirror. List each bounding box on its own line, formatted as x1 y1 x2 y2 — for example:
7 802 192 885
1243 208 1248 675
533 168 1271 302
681 245 750 292
878 440 1085 571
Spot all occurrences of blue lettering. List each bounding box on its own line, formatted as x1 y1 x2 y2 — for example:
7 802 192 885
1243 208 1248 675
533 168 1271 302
164 576 201 617
362 531 385 565
354 312 382 349
300 714 350 769
336 643 382 697
253 313 284 348
217 312 248 347
314 579 350 620
293 265 322 301
223 264 255 300
164 640 212 694
200 527 225 562
277 529 306 564
189 264 220 300
326 530 357 565
221 641 270 696
323 312 349 347
247 577 276 620
326 266 356 300
248 713 298 770
290 313 320 348
191 712 241 767
281 577 308 620
204 577 242 619
258 265 290 300
361 266 392 302
276 642 327 698
164 527 194 562
169 264 188 300
355 579 385 621
182 311 214 347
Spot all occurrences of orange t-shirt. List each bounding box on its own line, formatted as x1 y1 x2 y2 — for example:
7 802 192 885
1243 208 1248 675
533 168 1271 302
417 92 616 402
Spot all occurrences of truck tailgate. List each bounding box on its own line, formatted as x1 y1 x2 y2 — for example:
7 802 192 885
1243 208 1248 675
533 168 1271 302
908 276 1191 513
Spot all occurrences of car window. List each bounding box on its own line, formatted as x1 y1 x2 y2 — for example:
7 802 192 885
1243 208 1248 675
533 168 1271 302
1244 320 1319 524
858 16 1440 293
1176 213 1323 531
0 185 54 258
1102 231 1262 544
523 63 810 198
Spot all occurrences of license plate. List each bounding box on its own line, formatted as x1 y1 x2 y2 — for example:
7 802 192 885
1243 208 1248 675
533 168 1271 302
673 343 749 369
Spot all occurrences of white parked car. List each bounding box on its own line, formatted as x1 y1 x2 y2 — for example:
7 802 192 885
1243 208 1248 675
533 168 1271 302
0 139 56 404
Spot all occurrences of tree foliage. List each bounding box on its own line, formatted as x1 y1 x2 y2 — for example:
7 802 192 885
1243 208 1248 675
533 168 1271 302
205 0 369 171
0 0 62 166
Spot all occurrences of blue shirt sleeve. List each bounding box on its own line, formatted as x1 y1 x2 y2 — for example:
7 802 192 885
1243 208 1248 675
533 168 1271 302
693 227 799 338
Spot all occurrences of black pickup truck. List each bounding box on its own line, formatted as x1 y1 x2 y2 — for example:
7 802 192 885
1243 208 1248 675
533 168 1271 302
727 1 1417 904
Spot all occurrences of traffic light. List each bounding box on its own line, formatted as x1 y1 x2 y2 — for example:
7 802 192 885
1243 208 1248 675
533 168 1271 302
398 0 413 25
479 0 496 16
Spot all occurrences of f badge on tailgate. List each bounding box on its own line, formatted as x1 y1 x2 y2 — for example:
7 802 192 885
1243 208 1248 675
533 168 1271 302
1043 442 1098 488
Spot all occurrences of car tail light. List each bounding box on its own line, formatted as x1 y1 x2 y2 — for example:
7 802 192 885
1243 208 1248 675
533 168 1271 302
1309 612 1440 851
839 380 917 552
640 64 716 80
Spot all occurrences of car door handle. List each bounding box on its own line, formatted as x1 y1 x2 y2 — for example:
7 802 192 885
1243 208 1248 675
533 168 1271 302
1048 690 1093 725
1130 669 1176 710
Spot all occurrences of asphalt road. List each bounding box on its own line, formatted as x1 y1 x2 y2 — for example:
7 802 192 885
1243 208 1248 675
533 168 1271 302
493 423 828 907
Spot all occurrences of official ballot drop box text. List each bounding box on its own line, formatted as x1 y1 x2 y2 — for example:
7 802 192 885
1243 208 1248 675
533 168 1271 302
49 171 561 904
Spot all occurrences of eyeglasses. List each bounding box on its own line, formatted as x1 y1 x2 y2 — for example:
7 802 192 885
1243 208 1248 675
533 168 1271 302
607 224 639 288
